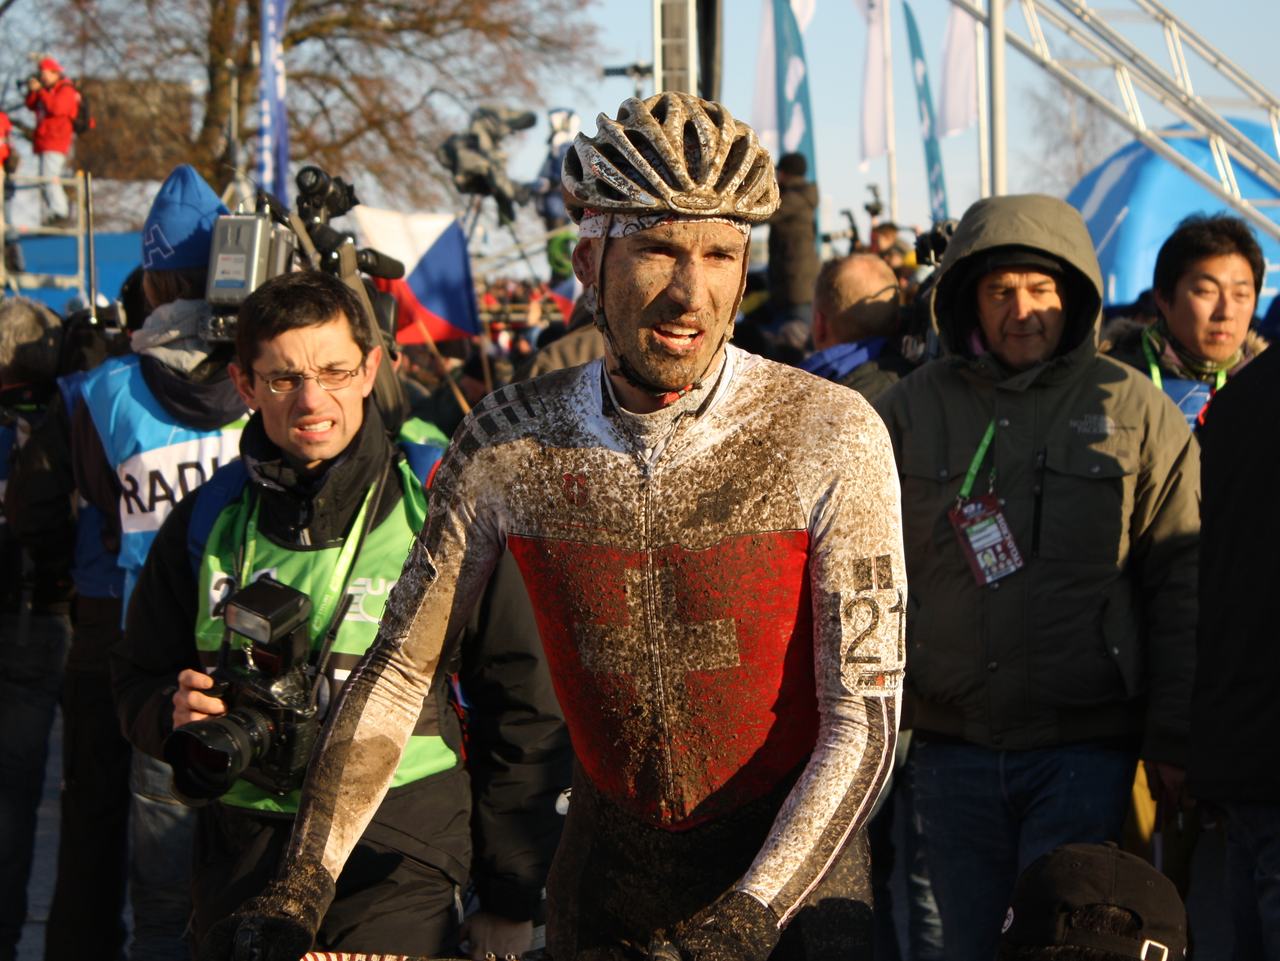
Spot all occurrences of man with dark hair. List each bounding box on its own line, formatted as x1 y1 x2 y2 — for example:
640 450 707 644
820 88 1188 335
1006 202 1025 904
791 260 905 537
998 843 1187 961
205 93 903 961
876 194 1198 961
765 150 820 360
1107 212 1266 429
802 253 910 401
113 269 567 957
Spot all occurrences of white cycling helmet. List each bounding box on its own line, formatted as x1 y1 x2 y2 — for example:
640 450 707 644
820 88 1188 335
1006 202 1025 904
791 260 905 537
562 92 779 223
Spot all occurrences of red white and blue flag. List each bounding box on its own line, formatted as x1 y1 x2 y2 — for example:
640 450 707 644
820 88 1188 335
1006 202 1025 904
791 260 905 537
352 206 480 343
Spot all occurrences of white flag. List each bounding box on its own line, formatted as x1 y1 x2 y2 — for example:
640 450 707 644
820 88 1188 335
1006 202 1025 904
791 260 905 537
852 0 887 165
938 5 977 137
752 0 818 159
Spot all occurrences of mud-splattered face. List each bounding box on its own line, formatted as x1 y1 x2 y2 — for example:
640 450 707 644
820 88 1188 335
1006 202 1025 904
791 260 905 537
597 220 748 409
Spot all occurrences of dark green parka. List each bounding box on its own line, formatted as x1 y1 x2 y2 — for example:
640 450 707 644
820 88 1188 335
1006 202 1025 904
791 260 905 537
875 194 1198 764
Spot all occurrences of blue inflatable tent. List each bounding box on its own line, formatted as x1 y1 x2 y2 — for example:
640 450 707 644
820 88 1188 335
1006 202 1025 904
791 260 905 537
1066 120 1279 323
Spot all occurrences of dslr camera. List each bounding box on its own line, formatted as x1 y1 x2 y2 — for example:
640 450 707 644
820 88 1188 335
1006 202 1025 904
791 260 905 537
164 577 323 801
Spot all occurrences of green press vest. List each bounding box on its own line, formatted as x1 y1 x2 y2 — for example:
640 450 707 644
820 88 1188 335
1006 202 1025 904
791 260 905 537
193 458 456 813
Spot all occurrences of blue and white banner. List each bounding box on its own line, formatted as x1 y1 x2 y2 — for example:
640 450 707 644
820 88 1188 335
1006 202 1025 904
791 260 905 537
771 0 817 176
258 0 290 203
747 0 814 161
902 0 949 222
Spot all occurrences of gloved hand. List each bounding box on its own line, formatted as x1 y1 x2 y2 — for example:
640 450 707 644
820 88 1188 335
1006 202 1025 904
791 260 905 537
198 857 335 961
665 890 781 961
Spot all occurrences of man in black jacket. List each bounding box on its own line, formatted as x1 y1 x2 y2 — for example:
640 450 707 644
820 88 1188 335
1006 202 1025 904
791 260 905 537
764 152 820 363
1191 344 1280 958
112 271 567 956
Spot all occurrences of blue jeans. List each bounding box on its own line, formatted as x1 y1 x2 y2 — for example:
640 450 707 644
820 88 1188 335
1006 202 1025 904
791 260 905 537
37 152 68 221
128 752 196 961
909 740 1134 961
1221 800 1280 960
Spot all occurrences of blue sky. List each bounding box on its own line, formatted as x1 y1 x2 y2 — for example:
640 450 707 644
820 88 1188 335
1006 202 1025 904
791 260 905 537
507 0 1280 239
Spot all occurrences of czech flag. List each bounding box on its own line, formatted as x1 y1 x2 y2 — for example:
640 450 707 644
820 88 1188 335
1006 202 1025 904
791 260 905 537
352 206 480 342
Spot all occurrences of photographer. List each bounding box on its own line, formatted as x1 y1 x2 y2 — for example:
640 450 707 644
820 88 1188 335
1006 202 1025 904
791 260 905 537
112 270 567 956
23 55 79 227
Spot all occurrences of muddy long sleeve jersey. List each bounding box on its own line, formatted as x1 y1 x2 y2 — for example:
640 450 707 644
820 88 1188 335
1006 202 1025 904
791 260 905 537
286 346 905 926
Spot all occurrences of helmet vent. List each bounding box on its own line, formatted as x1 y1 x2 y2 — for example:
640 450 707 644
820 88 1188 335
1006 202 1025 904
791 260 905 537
716 136 750 194
595 180 627 203
683 121 704 181
564 147 584 182
597 141 648 192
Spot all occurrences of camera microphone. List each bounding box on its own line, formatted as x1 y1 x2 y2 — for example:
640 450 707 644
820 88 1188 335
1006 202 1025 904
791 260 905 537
355 247 405 280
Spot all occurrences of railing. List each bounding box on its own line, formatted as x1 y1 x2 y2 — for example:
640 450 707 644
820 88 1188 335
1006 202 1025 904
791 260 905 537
0 166 88 296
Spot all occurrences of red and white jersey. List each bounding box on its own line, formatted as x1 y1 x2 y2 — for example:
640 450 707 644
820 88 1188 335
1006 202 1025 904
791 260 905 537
290 346 906 924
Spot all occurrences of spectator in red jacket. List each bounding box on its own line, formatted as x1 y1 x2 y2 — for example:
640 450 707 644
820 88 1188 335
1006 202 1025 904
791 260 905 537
24 56 79 227
0 110 19 273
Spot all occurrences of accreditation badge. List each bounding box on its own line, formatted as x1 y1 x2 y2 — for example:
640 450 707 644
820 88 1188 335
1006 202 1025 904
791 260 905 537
947 494 1024 586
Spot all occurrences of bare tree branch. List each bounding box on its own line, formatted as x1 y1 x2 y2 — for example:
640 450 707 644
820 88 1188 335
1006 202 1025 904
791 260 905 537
47 0 598 207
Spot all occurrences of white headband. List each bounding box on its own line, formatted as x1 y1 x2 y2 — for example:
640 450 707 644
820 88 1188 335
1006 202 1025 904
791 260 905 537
577 209 752 241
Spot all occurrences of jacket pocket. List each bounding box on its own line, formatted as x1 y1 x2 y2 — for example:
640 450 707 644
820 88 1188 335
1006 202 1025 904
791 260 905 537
898 445 970 557
1037 444 1136 563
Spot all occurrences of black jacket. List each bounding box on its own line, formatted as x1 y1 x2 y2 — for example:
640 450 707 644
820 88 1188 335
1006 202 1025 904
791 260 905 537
111 405 569 919
1189 344 1280 801
766 180 820 309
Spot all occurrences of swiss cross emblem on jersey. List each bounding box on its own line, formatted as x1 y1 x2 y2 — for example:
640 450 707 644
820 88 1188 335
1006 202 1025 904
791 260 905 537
509 529 819 829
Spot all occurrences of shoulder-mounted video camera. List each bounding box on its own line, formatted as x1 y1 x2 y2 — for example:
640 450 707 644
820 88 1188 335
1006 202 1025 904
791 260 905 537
203 164 411 431
436 105 537 223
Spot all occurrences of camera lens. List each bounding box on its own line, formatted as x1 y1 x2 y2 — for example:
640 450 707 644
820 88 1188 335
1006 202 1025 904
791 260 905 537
163 708 273 801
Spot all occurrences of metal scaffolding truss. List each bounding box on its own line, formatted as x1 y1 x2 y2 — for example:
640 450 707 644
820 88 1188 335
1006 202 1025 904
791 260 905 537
949 0 1280 242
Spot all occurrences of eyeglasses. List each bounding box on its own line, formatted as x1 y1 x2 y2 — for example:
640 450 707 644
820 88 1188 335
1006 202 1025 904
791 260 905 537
253 365 364 394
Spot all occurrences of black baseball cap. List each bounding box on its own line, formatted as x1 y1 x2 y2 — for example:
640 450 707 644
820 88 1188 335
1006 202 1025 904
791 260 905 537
1000 843 1187 960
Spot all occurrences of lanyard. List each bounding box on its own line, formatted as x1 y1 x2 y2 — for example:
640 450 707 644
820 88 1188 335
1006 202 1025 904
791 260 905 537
1142 327 1226 392
957 420 997 501
238 480 378 638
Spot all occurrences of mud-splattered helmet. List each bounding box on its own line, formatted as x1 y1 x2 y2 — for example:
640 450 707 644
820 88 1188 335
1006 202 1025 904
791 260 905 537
562 92 779 224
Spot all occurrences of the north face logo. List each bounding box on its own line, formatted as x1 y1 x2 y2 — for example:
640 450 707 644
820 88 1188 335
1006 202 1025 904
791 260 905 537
1068 414 1116 436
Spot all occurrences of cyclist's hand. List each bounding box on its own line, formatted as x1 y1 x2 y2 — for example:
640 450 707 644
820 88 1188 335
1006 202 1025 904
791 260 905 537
198 858 335 961
174 669 226 728
668 891 779 961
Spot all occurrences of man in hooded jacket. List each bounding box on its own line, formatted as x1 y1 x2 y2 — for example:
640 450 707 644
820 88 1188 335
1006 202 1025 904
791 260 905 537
875 194 1199 961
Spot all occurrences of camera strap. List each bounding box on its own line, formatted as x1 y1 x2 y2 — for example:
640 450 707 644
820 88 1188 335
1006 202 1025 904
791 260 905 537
236 460 390 651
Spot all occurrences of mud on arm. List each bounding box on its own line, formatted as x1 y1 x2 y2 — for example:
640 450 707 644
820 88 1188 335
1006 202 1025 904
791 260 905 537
738 404 906 928
282 449 507 885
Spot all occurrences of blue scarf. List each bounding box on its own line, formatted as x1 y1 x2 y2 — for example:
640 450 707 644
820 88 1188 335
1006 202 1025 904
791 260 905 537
800 337 887 382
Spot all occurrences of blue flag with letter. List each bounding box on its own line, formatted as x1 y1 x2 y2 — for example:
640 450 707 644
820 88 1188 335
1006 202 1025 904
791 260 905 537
258 0 290 203
771 0 817 179
902 0 949 223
